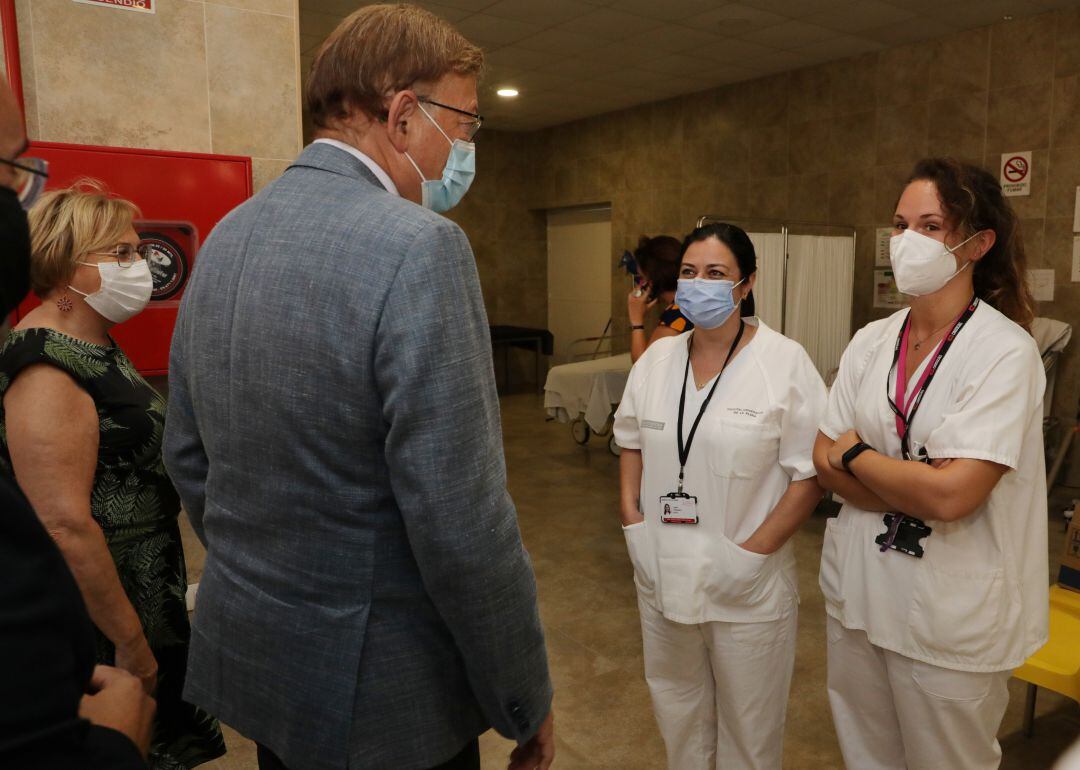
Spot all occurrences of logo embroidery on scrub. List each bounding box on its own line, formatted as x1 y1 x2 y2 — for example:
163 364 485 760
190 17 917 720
726 407 763 419
641 420 666 431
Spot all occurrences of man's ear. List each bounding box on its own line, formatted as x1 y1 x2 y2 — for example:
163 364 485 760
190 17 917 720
384 90 418 153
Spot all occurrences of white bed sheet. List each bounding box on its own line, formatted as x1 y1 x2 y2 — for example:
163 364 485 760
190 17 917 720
544 353 633 433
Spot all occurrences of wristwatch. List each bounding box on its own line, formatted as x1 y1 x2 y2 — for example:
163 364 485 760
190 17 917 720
841 441 873 472
631 324 645 331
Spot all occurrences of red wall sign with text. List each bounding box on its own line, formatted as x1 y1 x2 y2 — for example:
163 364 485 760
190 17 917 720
73 0 155 13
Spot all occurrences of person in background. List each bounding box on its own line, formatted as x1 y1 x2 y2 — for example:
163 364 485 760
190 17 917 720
163 5 553 770
628 234 693 362
614 223 826 769
813 158 1047 770
0 182 225 769
0 74 154 770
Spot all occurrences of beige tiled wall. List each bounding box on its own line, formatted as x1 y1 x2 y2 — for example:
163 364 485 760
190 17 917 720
445 130 547 330
1 0 302 191
447 8 1080 429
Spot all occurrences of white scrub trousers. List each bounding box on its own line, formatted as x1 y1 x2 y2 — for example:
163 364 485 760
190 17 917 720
826 616 1011 770
638 596 797 770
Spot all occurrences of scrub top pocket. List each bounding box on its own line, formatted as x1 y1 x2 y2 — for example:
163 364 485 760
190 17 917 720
707 420 779 480
703 537 775 607
908 566 1020 664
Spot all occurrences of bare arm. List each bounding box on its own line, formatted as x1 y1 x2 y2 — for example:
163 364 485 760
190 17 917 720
5 365 157 692
827 430 1005 523
813 431 892 512
618 448 645 526
740 476 824 554
631 325 680 363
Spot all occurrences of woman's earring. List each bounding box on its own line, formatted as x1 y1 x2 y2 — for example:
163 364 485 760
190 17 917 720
56 295 73 312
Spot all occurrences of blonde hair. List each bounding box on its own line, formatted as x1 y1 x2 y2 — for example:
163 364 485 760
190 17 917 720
306 3 483 128
27 179 139 298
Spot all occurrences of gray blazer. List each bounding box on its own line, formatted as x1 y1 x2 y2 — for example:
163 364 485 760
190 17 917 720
163 143 552 770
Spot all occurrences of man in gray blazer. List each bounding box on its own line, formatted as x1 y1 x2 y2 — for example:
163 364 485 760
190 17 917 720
163 6 554 770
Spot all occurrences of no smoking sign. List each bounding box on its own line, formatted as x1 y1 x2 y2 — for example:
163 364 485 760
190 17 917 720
1000 151 1032 197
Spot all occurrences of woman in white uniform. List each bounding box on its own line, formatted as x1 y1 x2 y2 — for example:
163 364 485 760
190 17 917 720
614 223 826 770
813 158 1048 770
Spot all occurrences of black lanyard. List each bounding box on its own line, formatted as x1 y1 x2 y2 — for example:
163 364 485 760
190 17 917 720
676 320 745 492
886 296 978 460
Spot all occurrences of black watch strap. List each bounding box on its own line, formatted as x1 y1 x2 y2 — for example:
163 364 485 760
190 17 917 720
631 324 645 330
842 441 873 471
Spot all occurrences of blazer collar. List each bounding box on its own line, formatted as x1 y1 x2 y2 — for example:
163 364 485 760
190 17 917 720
288 142 388 191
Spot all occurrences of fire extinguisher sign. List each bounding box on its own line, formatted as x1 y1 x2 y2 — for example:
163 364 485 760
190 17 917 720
73 0 155 13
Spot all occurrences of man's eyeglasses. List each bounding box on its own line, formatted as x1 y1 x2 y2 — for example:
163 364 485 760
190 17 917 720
0 156 48 209
86 243 151 269
418 97 483 141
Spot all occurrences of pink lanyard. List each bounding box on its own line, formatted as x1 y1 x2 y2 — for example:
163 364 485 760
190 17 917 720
889 297 979 450
893 325 948 440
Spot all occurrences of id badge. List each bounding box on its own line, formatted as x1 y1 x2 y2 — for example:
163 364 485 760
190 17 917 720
660 493 698 525
874 513 932 558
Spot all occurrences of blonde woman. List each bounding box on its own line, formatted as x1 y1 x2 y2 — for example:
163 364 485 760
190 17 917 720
0 182 225 769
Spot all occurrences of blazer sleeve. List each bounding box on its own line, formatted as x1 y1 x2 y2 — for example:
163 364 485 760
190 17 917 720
162 293 210 545
373 217 553 744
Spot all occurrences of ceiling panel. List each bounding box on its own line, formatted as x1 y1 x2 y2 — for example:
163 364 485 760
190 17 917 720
559 8 658 41
682 3 788 35
813 0 915 33
635 53 720 77
482 0 592 26
453 14 543 46
740 19 837 47
299 0 1080 132
516 28 603 56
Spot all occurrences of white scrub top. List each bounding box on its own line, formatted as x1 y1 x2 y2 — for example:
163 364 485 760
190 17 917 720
614 319 826 625
820 301 1048 673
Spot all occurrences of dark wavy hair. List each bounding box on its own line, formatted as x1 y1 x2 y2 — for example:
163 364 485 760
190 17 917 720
633 235 682 295
905 158 1035 329
679 222 757 316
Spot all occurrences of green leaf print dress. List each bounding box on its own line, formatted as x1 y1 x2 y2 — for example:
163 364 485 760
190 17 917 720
0 328 226 770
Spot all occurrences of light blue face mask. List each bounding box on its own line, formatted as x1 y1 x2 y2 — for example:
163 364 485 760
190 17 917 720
405 103 476 213
676 277 745 329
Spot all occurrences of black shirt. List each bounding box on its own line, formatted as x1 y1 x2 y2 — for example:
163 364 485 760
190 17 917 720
0 473 145 769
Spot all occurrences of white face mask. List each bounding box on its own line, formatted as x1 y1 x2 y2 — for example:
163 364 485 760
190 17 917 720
69 259 153 323
889 229 978 297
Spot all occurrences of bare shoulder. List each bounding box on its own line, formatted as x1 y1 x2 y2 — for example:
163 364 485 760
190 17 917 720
5 363 96 425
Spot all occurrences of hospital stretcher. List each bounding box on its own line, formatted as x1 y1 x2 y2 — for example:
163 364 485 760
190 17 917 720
543 345 632 457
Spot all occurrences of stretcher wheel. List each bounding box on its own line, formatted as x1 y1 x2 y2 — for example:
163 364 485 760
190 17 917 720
608 434 622 457
570 418 591 445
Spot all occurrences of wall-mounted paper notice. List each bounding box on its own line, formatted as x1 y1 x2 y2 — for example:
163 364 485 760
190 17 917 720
1073 236 1080 282
1028 268 1055 302
1074 187 1080 232
875 227 892 267
874 269 906 309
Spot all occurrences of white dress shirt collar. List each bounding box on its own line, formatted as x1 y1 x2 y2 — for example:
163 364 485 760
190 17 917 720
312 138 399 196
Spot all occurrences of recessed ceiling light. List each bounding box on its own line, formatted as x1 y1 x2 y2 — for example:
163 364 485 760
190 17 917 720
1002 14 1013 20
496 88 519 98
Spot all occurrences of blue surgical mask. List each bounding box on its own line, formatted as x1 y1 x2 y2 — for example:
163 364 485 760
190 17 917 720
676 277 745 329
405 103 476 213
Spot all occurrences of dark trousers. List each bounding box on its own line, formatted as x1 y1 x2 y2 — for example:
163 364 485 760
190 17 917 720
256 739 481 770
